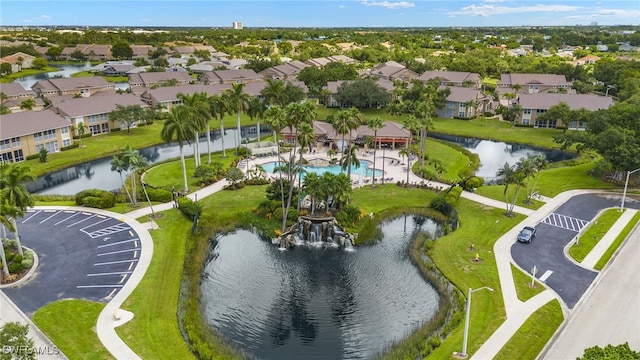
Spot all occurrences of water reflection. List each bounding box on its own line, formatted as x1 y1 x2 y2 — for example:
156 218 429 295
200 215 443 360
14 63 95 89
429 133 575 181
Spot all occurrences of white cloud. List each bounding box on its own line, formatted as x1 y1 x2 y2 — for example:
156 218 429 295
482 0 504 3
449 4 580 17
360 0 415 10
592 8 640 18
39 15 51 19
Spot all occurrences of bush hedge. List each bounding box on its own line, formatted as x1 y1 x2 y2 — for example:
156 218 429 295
177 197 202 220
61 143 80 151
75 189 116 209
139 188 172 203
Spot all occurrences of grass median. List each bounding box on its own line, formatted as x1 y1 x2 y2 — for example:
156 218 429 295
594 210 640 270
569 208 624 262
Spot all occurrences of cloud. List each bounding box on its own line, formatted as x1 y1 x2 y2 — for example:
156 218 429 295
339 5 346 8
360 0 415 10
482 0 504 3
38 15 51 19
449 3 580 17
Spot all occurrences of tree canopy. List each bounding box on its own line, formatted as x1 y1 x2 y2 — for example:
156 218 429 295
334 77 391 109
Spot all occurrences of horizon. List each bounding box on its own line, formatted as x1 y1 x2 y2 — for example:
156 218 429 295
1 0 639 28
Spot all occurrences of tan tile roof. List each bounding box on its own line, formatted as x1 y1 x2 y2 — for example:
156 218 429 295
1 109 70 139
53 93 147 118
518 93 613 111
499 73 571 87
32 77 113 93
128 71 193 86
444 86 488 103
0 83 34 97
143 84 231 102
419 71 481 85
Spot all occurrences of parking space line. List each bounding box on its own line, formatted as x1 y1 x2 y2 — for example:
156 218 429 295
97 238 139 248
84 224 132 238
97 248 138 257
55 211 80 225
79 218 109 231
39 210 61 224
541 213 589 232
76 285 124 288
87 271 133 277
67 214 97 228
94 259 138 266
539 270 554 282
21 210 42 223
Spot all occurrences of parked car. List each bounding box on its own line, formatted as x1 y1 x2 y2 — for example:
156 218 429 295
517 226 536 243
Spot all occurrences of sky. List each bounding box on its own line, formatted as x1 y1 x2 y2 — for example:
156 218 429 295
1 0 639 28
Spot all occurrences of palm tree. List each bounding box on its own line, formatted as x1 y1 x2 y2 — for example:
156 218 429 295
178 92 209 168
399 147 412 184
261 78 287 107
265 105 289 232
223 83 250 156
0 162 35 256
367 116 384 186
331 107 362 171
516 155 536 204
110 154 134 204
72 121 88 148
0 196 17 278
530 154 548 199
161 107 197 193
341 145 361 179
125 149 148 207
208 94 228 158
333 173 353 208
413 101 434 168
247 97 267 148
302 172 322 215
20 98 36 111
512 83 522 94
496 162 515 215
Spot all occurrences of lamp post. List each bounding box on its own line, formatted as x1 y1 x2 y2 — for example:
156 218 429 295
605 85 614 97
620 167 640 212
461 286 494 358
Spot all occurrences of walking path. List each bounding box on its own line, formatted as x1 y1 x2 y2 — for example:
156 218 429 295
2 146 637 360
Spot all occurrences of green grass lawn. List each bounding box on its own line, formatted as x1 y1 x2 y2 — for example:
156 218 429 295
595 211 640 270
32 299 113 360
143 152 237 190
493 299 564 360
420 139 472 182
569 208 623 262
116 210 195 360
0 66 60 83
511 264 545 301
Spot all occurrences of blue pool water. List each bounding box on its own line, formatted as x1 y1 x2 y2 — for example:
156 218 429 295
261 159 383 178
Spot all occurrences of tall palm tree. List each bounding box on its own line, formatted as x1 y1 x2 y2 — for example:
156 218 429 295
223 83 250 156
178 92 209 168
302 172 322 215
530 154 548 199
208 94 228 158
413 101 434 168
516 155 536 203
0 163 34 256
247 97 267 148
161 106 197 193
496 162 516 215
265 105 289 231
399 147 412 184
367 116 384 186
127 150 148 207
0 196 18 278
110 154 134 204
261 78 287 107
341 145 361 179
72 121 88 148
331 107 362 171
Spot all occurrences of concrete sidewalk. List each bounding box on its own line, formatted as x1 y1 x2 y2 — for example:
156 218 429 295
581 208 638 268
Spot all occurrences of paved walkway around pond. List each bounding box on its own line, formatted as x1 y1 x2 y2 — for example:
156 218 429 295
4 146 636 359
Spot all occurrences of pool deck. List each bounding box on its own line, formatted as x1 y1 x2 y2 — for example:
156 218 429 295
243 146 431 188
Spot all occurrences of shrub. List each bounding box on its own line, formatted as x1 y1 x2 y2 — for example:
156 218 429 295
334 205 361 227
26 154 40 161
75 189 116 209
462 176 484 191
430 195 456 217
61 143 80 151
21 259 33 268
445 185 463 206
110 128 122 132
140 188 172 202
8 262 23 274
177 197 202 220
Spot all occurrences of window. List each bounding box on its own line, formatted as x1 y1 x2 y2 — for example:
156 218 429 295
459 103 466 108
459 111 466 117
13 149 24 162
524 109 532 114
60 127 69 134
522 119 530 125
0 152 13 162
63 139 71 147
88 114 108 124
447 101 455 108
536 109 547 114
0 139 10 150
11 137 21 147
44 141 59 153
44 129 56 139
35 144 44 151
529 84 539 93
34 132 43 142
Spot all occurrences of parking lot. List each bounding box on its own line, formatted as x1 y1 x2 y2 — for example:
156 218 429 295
3 209 141 315
511 193 640 308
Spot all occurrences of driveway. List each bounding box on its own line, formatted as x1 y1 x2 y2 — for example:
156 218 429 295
511 193 640 308
3 209 141 315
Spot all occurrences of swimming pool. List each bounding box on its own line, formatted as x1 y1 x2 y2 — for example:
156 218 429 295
261 159 383 178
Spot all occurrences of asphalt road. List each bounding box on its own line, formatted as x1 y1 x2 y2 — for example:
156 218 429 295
543 224 640 359
511 193 640 309
3 209 141 315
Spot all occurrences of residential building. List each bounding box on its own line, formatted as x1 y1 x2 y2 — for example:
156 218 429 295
0 52 37 72
31 77 114 98
131 45 157 60
259 60 308 80
139 84 231 110
52 93 148 135
199 69 263 85
498 73 573 94
0 83 45 113
280 120 410 149
517 93 613 129
368 61 419 82
419 71 482 89
103 64 137 76
233 22 243 30
128 71 193 88
0 110 72 163
438 86 493 119
60 44 113 61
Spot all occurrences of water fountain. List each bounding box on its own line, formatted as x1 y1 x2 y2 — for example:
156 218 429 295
273 215 355 250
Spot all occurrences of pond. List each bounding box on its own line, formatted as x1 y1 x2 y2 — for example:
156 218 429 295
200 214 444 360
14 62 129 92
429 133 575 181
28 127 268 195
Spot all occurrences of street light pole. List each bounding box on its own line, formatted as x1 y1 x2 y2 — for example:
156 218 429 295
461 286 494 358
620 167 640 212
